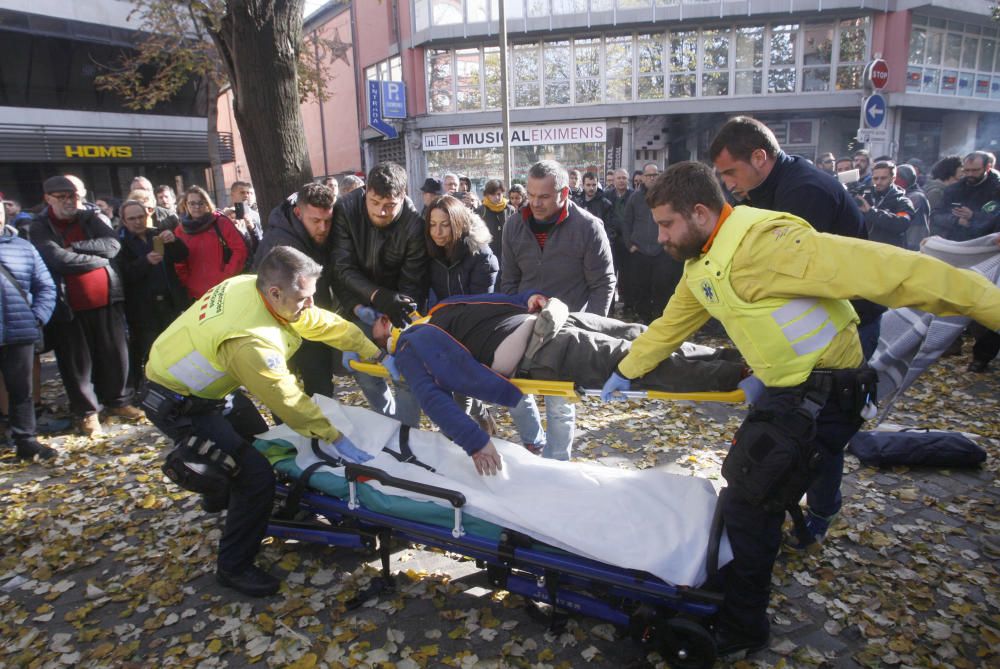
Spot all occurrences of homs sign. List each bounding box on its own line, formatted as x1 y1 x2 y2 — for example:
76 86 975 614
422 122 606 151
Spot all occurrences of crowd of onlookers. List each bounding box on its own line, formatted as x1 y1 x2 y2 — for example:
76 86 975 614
1 124 998 462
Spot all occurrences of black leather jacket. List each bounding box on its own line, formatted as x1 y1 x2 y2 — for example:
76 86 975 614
861 184 915 248
330 188 428 314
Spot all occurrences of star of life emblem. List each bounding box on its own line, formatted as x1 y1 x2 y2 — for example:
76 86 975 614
700 280 719 304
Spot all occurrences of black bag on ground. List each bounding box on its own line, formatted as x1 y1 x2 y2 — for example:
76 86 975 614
848 429 987 468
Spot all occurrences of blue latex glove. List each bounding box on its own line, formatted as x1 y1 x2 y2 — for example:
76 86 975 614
600 372 631 401
341 351 361 371
382 354 401 381
354 305 379 326
332 434 373 464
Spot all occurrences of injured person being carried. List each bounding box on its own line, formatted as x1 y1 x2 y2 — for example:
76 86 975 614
365 291 745 473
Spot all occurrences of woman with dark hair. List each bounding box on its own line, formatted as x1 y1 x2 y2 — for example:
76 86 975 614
474 179 515 263
426 195 498 304
173 185 248 299
508 184 526 210
115 199 189 390
425 194 500 434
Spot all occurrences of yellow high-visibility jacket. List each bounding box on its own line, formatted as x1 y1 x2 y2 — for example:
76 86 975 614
618 206 1000 387
147 275 380 442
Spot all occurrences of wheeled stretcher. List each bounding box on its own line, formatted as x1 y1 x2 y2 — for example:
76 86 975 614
256 394 743 668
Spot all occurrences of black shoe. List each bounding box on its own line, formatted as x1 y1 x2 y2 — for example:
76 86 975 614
713 627 769 658
215 564 280 597
15 439 57 461
967 359 989 373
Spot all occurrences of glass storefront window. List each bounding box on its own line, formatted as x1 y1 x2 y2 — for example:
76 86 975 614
432 0 462 25
605 35 634 102
637 33 665 100
425 143 606 185
455 49 483 111
544 41 572 105
428 49 454 112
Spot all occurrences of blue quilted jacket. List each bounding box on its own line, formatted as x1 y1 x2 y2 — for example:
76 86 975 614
0 225 56 345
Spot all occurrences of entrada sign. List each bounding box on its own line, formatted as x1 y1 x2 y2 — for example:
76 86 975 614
64 145 134 158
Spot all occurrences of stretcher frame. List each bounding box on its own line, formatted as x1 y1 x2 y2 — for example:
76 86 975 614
267 462 727 669
348 360 747 404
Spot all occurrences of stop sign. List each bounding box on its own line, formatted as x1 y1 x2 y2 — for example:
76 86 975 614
869 59 889 89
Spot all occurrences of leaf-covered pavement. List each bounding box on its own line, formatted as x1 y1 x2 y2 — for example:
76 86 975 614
1 348 997 668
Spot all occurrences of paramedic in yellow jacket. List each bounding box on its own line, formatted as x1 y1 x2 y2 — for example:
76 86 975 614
142 246 383 597
600 161 1000 658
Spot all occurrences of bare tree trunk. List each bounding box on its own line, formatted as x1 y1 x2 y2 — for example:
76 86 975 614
203 76 226 206
205 0 312 218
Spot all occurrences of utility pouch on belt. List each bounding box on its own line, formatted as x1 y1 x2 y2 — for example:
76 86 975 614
722 394 823 511
139 382 187 423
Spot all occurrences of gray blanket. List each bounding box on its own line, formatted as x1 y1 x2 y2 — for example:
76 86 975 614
869 233 1000 423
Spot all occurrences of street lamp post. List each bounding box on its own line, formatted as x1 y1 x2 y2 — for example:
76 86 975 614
498 0 512 186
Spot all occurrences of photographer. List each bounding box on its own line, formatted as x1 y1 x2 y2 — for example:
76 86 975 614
855 161 915 248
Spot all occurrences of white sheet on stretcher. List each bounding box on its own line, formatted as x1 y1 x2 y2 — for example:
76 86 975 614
258 395 733 587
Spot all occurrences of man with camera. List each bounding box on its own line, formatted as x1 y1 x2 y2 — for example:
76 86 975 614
142 246 383 597
854 161 915 248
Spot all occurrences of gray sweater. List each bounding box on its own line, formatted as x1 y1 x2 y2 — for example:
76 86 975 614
500 201 616 315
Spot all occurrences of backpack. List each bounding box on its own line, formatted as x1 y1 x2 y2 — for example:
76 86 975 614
848 429 987 468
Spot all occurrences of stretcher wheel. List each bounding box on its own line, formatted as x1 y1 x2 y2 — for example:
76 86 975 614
657 618 716 669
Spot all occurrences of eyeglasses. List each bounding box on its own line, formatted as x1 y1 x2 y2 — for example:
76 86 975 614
187 200 208 209
49 192 80 202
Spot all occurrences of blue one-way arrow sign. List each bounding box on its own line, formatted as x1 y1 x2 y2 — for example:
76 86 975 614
863 94 886 129
368 80 398 139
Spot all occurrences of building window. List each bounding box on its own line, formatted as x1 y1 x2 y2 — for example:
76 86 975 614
767 24 797 94
574 37 602 104
836 17 868 91
802 22 833 92
423 16 871 113
605 35 634 102
432 0 462 25
428 49 453 112
513 43 541 107
484 47 503 108
735 26 763 95
544 40 572 105
701 28 731 97
907 15 998 97
636 33 665 100
455 49 483 111
669 30 697 98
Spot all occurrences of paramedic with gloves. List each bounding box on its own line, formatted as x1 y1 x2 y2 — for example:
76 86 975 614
142 246 383 597
601 161 1000 658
